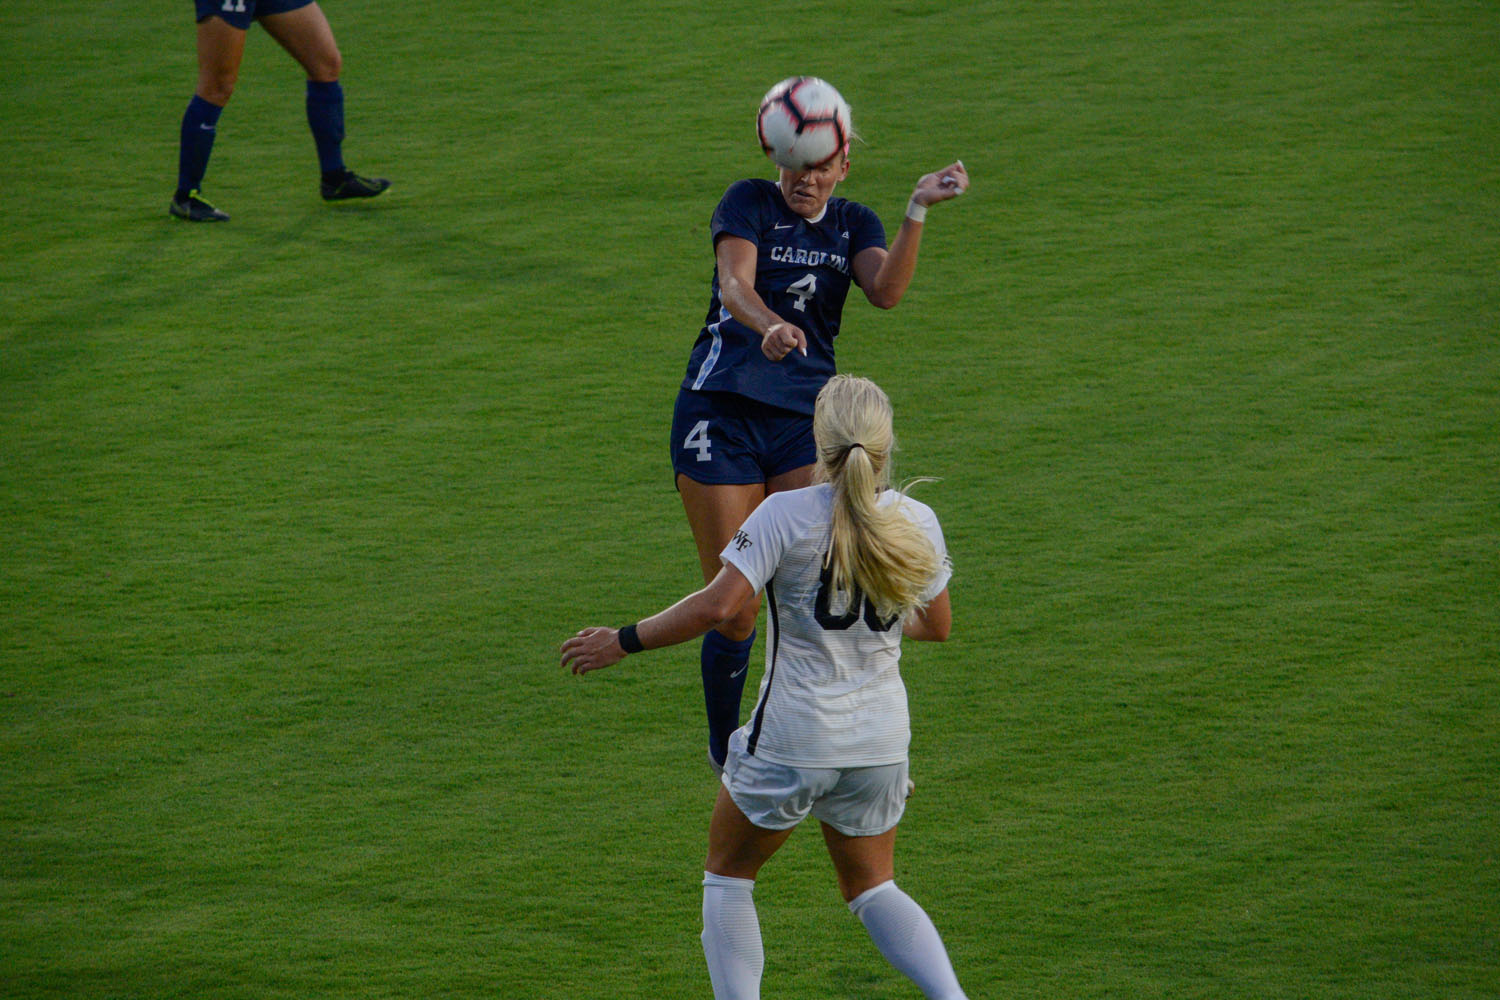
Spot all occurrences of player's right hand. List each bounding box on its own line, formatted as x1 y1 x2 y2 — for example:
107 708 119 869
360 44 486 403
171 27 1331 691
561 627 626 675
762 322 808 361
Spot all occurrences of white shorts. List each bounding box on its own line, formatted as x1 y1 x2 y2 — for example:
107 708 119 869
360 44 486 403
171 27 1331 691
720 728 909 837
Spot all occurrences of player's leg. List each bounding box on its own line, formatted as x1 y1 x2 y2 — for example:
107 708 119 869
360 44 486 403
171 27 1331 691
765 463 814 495
706 784 796 883
821 823 897 904
702 757 799 1000
259 1 389 200
258 0 340 80
172 13 246 221
678 474 764 770
818 762 967 1000
822 823 968 1000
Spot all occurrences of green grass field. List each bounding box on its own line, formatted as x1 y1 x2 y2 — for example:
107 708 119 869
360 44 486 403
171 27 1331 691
2 1 1497 997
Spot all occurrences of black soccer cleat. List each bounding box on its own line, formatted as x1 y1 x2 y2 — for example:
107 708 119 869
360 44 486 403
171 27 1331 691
169 189 230 222
321 169 391 201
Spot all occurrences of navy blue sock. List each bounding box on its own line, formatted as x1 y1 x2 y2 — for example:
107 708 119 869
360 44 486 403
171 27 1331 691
305 79 346 176
701 629 755 767
177 95 223 197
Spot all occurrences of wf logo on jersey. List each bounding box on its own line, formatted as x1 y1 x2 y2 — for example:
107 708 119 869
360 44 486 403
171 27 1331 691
731 530 753 551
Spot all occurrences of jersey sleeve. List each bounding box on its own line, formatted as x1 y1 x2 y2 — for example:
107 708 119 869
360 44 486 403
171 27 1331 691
847 200 887 257
719 494 793 594
710 179 768 246
900 497 952 605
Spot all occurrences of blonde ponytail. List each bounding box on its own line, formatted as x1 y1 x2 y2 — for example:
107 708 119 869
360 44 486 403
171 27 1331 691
813 375 941 621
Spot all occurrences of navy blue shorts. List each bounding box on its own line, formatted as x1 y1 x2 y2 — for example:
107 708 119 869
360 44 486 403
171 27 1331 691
195 0 314 30
671 390 816 485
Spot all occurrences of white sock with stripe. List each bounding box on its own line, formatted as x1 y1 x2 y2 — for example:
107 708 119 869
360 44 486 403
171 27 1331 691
848 880 967 1000
701 872 763 1000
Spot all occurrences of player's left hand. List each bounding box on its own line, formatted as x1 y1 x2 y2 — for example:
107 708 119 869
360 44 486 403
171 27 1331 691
561 627 626 675
912 160 969 207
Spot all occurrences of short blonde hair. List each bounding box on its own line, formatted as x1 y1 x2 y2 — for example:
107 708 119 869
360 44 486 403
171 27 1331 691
813 375 941 621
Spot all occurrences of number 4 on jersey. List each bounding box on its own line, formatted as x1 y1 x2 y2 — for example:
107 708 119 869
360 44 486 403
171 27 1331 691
786 273 817 312
684 420 712 462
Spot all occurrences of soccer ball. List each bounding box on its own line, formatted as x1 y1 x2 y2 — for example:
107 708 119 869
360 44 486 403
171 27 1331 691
756 77 852 171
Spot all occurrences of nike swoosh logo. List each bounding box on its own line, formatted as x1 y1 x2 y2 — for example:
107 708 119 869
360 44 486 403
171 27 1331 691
773 222 793 231
729 665 748 679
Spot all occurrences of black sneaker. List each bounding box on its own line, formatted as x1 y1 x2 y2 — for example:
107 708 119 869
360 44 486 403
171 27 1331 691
321 169 391 201
169 189 230 222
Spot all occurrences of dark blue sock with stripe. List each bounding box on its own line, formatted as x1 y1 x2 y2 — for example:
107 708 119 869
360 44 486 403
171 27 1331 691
701 628 755 767
305 79 346 176
177 95 223 198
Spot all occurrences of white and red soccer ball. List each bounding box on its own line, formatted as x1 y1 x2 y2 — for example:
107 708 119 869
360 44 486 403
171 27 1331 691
756 77 852 171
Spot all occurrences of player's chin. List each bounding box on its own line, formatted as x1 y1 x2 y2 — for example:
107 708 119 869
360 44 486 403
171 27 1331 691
789 193 821 216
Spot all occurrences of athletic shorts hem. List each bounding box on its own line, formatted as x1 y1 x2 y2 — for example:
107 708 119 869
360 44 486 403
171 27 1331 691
722 782 802 831
675 468 771 488
721 780 899 837
720 728 908 837
818 814 903 838
195 0 314 30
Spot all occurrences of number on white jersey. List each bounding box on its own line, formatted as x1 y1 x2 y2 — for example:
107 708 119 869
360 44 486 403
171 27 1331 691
684 419 713 462
813 563 899 632
786 273 817 312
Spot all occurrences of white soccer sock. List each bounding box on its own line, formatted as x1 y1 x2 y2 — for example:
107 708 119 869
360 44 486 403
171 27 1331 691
848 880 968 1000
701 872 763 1000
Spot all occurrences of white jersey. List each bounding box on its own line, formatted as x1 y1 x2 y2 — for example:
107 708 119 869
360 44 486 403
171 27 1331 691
720 483 952 768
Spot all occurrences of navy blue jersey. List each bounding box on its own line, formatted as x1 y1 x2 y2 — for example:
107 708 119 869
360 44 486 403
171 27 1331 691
681 178 887 416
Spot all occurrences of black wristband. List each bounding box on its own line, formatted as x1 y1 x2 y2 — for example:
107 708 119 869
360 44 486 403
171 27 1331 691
617 623 644 654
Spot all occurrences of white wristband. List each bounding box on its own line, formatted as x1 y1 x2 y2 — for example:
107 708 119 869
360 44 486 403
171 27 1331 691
905 197 927 223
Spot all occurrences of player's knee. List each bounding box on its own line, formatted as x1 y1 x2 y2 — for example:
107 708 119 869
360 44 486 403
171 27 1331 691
834 866 863 902
197 75 236 106
836 867 893 904
306 47 342 82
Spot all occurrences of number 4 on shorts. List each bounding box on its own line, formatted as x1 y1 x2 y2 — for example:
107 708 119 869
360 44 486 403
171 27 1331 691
684 420 712 462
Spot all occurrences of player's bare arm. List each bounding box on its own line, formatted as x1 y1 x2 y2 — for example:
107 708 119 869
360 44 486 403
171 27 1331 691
902 589 952 642
856 161 970 310
716 236 808 360
561 565 757 675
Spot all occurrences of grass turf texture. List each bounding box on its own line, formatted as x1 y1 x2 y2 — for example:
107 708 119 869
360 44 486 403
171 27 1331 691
2 0 1497 997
